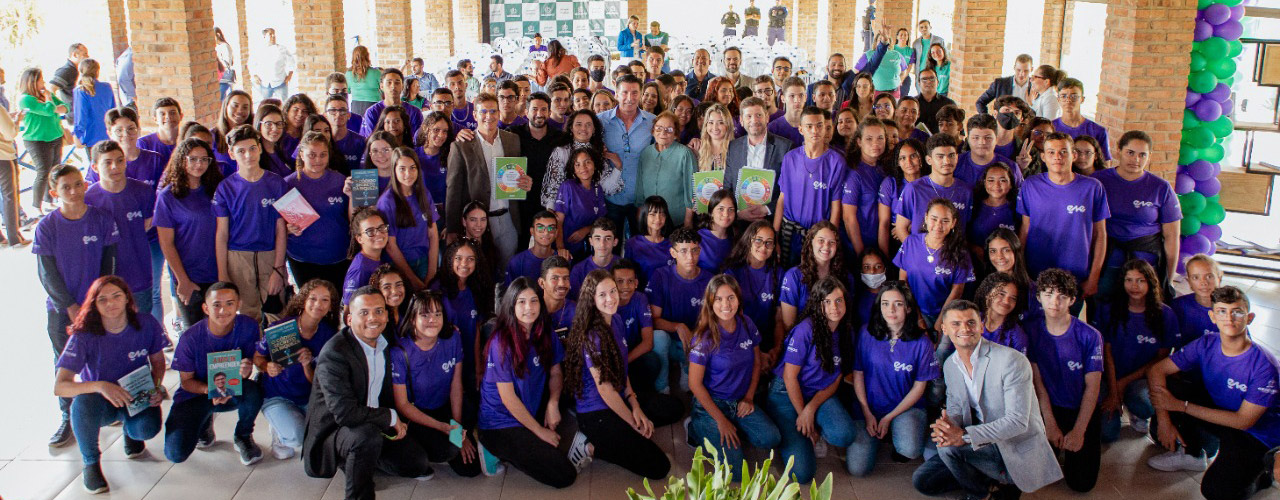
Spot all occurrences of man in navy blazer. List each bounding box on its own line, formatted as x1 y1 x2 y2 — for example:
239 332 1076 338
975 54 1035 115
726 97 794 224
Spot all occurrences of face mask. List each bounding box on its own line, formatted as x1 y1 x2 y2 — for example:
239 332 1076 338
861 272 887 289
590 69 606 82
997 112 1020 130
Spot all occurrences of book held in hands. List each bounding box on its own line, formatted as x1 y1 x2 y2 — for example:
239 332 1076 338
273 188 320 232
118 364 157 416
351 169 380 208
495 157 528 200
264 319 303 367
207 350 243 399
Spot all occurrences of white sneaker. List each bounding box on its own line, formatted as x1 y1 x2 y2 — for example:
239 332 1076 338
1130 418 1149 435
568 431 593 472
813 439 829 458
1147 450 1207 472
270 437 295 460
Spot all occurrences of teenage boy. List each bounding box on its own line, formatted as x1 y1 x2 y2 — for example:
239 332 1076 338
213 126 289 321
445 70 476 130
893 133 972 238
137 97 183 164
954 114 1021 186
774 107 846 265
505 211 565 289
322 94 366 175
35 165 120 447
85 141 155 316
613 259 657 389
360 69 423 138
495 81 527 129
539 256 575 339
164 282 265 465
1024 269 1104 492
324 73 363 134
569 218 620 298
104 107 169 322
645 227 714 394
1147 286 1280 500
1018 132 1109 304
547 83 573 131
935 105 965 142
767 77 807 148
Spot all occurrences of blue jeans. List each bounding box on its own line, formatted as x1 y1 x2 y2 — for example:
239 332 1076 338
605 201 637 244
261 396 307 449
256 82 289 101
1101 378 1155 443
219 82 232 101
132 287 154 317
651 330 688 393
163 378 263 463
762 378 856 483
409 256 430 281
71 393 162 465
690 397 782 479
149 239 164 323
847 407 928 476
912 442 1014 497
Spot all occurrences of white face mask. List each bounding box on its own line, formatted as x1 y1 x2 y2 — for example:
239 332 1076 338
861 272 887 289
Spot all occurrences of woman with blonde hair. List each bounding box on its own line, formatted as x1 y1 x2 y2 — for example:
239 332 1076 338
696 104 734 172
72 59 115 148
345 45 383 116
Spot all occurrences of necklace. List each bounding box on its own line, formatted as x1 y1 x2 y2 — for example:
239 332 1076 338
924 237 940 263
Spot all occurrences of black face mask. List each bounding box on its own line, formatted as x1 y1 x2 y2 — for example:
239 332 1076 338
590 69 606 82
997 112 1020 130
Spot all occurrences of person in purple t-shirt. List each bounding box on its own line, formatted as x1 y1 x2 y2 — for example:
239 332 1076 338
322 95 366 176
953 114 1020 186
1017 132 1109 307
35 166 120 447
975 272 1029 354
1171 255 1222 348
563 270 673 479
848 281 940 477
104 109 169 322
625 196 676 285
968 161 1018 250
1052 78 1110 161
378 147 440 290
1147 286 1280 500
137 97 183 166
762 276 857 484
555 146 608 260
894 199 974 324
53 276 167 493
570 218 620 298
1025 269 1104 492
774 107 846 263
646 227 714 394
285 132 352 289
779 222 850 358
155 138 223 328
431 240 494 385
213 125 288 321
612 260 658 387
360 69 424 139
767 78 807 148
840 117 891 255
85 141 156 314
698 189 737 272
389 290 483 477
893 133 972 238
539 255 577 340
726 221 784 353
507 211 565 290
1094 131 1181 299
343 207 390 305
687 274 780 479
878 138 927 256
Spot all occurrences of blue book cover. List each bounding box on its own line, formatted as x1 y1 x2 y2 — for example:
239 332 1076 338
206 350 242 399
264 319 302 367
351 169 380 208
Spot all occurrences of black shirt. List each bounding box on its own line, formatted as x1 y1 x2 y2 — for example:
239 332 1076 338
511 123 565 243
917 93 957 135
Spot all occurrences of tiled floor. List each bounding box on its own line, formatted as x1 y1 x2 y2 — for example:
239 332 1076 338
3 242 1280 500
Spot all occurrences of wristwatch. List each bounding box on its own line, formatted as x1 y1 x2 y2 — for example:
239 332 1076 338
961 433 972 445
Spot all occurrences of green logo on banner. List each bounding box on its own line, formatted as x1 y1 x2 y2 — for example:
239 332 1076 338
506 4 520 20
490 23 506 38
574 2 587 19
558 20 573 37
523 21 539 37
541 3 554 19
590 19 604 34
604 1 620 18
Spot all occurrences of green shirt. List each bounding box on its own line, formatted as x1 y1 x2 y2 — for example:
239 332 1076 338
346 68 384 103
871 48 906 92
18 93 65 142
637 143 697 226
645 32 669 48
933 62 952 94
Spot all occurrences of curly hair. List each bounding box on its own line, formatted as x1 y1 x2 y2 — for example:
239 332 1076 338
159 138 223 198
798 221 847 292
562 269 627 398
844 117 895 175
975 272 1023 338
692 273 745 353
1035 268 1079 301
796 276 852 374
280 278 342 328
867 280 927 342
1105 259 1166 342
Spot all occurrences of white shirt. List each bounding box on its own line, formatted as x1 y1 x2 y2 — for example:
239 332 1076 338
355 333 398 426
479 131 509 211
1030 89 1060 120
951 339 984 423
746 137 767 171
253 43 296 87
1010 79 1032 104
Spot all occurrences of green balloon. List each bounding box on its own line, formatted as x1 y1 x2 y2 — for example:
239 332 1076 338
1219 0 1242 6
1206 116 1235 138
1200 202 1226 225
1179 145 1201 165
1228 40 1244 58
1197 0 1215 8
1183 126 1216 149
1182 215 1202 236
1181 192 1207 215
1202 143 1226 163
1189 70 1218 94
1199 37 1230 61
1190 52 1207 72
1210 58 1237 79
1183 110 1202 130
1207 194 1221 204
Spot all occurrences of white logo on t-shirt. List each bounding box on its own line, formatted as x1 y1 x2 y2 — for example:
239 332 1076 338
739 339 754 350
83 235 99 244
261 198 278 208
1132 200 1154 209
1066 205 1086 214
125 210 144 221
1067 360 1083 371
1227 378 1248 392
1136 335 1158 345
812 180 828 190
893 361 914 372
441 358 457 373
127 348 148 361
328 196 344 205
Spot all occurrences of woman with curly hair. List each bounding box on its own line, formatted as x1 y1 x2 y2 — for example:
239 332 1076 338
779 221 850 348
369 264 408 328
1094 259 1176 443
431 239 495 392
975 272 1029 354
155 138 224 327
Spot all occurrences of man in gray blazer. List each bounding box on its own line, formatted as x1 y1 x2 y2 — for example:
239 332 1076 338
446 92 531 270
913 300 1063 500
725 97 793 225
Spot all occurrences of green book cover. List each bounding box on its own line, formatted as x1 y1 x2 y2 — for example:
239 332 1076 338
118 364 156 417
264 319 302 367
206 350 242 399
495 157 528 200
735 167 777 209
692 170 726 213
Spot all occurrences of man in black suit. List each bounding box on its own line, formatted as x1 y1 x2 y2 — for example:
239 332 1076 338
303 287 431 500
975 54 1034 115
726 97 793 225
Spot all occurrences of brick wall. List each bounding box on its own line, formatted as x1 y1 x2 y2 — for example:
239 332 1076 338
879 0 916 38
128 0 221 127
418 0 456 63
1094 0 1197 173
291 0 345 98
454 0 483 49
107 0 130 59
828 0 858 60
1040 0 1067 68
233 0 251 99
629 0 646 26
794 0 818 64
948 0 1007 110
371 0 413 69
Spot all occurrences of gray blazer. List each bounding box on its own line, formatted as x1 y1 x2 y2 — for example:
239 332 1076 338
445 129 521 235
944 339 1063 493
725 133 793 212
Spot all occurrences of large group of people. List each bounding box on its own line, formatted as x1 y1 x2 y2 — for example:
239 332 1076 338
10 14 1280 500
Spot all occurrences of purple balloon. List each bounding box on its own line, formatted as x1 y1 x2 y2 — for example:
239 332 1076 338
1204 3 1232 24
1198 223 1223 243
1194 99 1223 122
1188 159 1216 181
1207 83 1232 102
1230 5 1246 22
1211 162 1222 178
1196 177 1222 196
1183 234 1212 255
1214 20 1244 40
1186 91 1203 108
1176 173 1196 194
1194 20 1214 41
1207 243 1218 256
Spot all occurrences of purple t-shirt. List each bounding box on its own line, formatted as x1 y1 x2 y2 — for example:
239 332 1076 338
728 265 780 347
984 322 1029 355
377 188 438 263
361 101 424 138
577 316 630 413
262 150 294 179
343 252 387 304
555 180 607 246
689 314 761 400
137 134 176 165
879 176 907 210
280 133 301 162
255 318 337 405
451 102 478 131
87 149 167 200
170 315 261 403
56 314 168 383
1053 118 1111 161
1171 294 1218 349
478 332 565 430
697 228 733 273
775 318 843 399
645 265 713 329
780 266 854 313
211 171 288 252
1025 316 1104 409
853 326 940 418
767 116 804 148
617 293 654 349
285 170 351 264
32 207 120 311
85 180 155 292
624 236 673 284
1096 303 1177 378
431 283 481 365
953 152 1021 187
994 140 1017 161
1171 333 1280 447
840 162 884 249
779 148 847 226
968 202 1017 250
391 331 463 411
893 176 973 234
1093 168 1181 265
1016 173 1110 279
333 131 367 175
549 299 577 339
892 233 974 316
499 116 529 130
570 255 618 299
505 249 551 287
153 185 218 284
415 148 449 208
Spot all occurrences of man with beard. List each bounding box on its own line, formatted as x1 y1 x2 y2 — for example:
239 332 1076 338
808 53 850 108
511 93 565 247
723 47 752 91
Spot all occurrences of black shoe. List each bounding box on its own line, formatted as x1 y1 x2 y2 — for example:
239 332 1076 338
891 451 911 463
49 419 74 448
234 435 262 466
123 436 146 459
992 483 1022 500
82 463 109 494
195 421 216 449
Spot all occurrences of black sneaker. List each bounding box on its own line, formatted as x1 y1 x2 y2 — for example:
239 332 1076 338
233 435 262 466
195 421 216 448
123 436 146 459
82 463 109 494
49 419 74 448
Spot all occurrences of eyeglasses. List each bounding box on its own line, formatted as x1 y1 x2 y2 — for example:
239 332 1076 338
361 224 390 237
872 104 892 111
654 126 676 135
431 100 453 106
477 109 498 115
534 223 557 232
751 238 775 248
1213 309 1248 320
755 88 776 96
260 120 284 129
1031 130 1046 137
371 147 393 156
185 156 213 165
919 77 937 82
1058 94 1083 103
324 108 348 115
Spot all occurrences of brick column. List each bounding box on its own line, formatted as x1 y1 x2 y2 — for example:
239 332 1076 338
371 0 413 69
828 0 858 59
414 0 455 63
107 0 130 59
291 0 345 98
793 0 819 62
453 0 483 49
233 0 251 97
879 0 915 36
629 0 646 26
128 0 221 127
1040 0 1068 68
948 0 1007 110
1095 0 1197 173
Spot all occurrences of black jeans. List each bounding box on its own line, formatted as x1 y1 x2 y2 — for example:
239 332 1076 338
1050 405 1101 492
0 159 20 241
329 422 432 500
605 201 638 249
1166 379 1271 500
405 406 481 477
47 308 72 417
637 391 685 428
577 409 671 479
479 426 577 488
171 279 215 331
162 378 264 463
287 257 350 291
24 139 62 208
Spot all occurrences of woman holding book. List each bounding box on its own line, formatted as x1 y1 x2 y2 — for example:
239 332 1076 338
376 147 440 290
54 275 168 494
284 131 352 289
